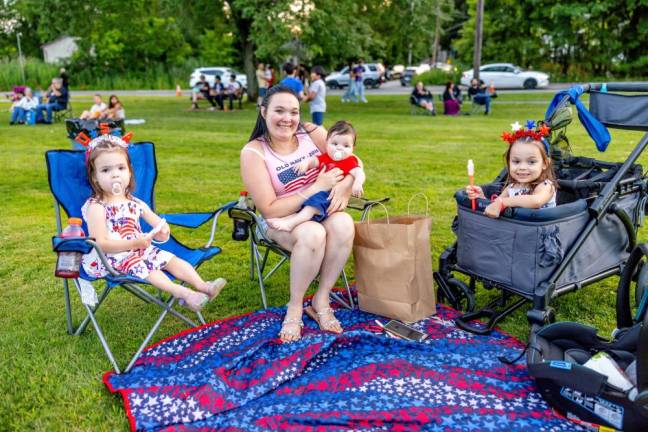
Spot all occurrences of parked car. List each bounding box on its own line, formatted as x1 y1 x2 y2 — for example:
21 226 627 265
325 63 382 89
189 67 247 89
400 67 418 87
391 64 405 79
460 63 549 89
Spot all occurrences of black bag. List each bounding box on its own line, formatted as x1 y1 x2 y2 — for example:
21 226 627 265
526 244 648 431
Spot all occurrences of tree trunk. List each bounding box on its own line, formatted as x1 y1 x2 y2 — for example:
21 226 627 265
230 4 257 100
431 3 441 65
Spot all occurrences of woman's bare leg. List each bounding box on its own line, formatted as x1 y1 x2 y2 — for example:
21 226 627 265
311 212 354 332
268 221 327 341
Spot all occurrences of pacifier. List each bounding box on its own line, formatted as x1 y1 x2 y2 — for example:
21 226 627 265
111 182 123 195
332 150 346 161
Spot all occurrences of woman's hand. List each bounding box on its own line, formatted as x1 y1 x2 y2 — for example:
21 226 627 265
466 185 485 200
314 166 343 192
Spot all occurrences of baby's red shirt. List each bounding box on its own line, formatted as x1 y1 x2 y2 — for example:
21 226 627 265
317 153 359 175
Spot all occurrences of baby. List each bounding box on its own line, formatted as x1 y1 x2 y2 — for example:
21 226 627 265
267 120 365 231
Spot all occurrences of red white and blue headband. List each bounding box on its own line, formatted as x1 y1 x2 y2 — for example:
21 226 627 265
501 120 551 155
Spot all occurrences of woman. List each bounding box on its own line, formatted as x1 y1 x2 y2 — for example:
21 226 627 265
240 85 355 343
104 95 125 120
411 81 435 114
303 65 326 126
443 81 461 115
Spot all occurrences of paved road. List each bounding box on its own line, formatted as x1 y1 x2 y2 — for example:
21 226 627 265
32 80 578 98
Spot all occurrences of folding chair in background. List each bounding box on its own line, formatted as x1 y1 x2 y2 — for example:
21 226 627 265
47 142 235 373
229 196 390 310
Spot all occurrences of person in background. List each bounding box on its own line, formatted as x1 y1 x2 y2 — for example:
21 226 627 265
468 78 491 115
267 66 276 87
352 59 367 103
341 61 356 103
224 74 242 111
191 74 217 111
59 68 70 89
209 75 225 110
256 63 269 108
279 63 304 100
303 66 327 126
80 94 107 120
104 95 125 121
410 81 436 115
442 81 461 115
34 77 69 124
9 87 38 125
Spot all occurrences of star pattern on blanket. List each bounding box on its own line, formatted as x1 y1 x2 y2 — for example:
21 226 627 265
105 293 586 431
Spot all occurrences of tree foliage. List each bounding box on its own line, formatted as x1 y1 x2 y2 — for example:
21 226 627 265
0 0 645 90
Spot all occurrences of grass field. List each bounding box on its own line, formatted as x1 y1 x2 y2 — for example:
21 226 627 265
1 93 647 430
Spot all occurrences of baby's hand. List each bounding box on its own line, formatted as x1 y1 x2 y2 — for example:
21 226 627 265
466 185 485 200
484 200 502 218
294 159 312 175
352 183 364 198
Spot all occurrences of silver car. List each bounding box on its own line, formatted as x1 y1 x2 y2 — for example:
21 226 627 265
325 63 382 89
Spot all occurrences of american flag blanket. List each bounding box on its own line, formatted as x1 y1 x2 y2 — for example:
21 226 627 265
104 297 584 431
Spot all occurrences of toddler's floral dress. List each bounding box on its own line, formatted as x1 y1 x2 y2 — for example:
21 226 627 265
81 197 173 279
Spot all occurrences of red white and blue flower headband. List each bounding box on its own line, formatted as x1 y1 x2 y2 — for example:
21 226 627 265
501 120 551 154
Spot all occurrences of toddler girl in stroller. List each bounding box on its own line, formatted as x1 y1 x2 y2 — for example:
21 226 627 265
466 121 556 218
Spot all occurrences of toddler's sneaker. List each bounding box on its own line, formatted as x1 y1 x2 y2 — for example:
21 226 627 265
184 291 209 312
206 278 227 301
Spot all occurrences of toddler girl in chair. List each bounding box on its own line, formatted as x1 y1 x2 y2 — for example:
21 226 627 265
81 135 227 312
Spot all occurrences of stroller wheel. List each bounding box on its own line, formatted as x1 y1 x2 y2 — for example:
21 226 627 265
442 278 475 312
617 243 648 328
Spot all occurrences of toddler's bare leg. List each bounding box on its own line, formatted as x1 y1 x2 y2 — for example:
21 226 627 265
146 269 208 311
267 207 320 232
164 257 226 299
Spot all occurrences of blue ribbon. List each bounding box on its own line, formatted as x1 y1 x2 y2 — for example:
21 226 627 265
544 85 611 152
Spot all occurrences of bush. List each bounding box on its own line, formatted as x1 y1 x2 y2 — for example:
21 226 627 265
0 57 59 91
414 68 463 87
0 57 207 91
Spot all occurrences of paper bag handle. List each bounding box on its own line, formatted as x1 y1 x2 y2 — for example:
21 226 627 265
366 202 390 225
407 193 429 216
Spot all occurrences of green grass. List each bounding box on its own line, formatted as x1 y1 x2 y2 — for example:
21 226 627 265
1 93 646 430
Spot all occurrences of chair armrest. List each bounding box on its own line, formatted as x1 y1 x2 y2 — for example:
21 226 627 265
348 196 390 211
161 201 237 228
52 236 93 254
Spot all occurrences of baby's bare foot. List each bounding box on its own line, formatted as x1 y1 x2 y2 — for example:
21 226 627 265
267 217 295 232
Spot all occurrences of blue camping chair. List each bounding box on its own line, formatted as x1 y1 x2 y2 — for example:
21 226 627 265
47 142 235 373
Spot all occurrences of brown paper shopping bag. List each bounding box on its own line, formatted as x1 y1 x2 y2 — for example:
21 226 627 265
353 200 435 322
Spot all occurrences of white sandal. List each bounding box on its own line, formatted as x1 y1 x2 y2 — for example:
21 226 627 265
305 306 343 333
279 316 304 342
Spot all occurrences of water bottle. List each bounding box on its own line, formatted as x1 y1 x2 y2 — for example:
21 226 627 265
232 191 250 241
55 217 86 278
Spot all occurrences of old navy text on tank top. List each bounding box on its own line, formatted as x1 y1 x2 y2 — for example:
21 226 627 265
245 133 321 197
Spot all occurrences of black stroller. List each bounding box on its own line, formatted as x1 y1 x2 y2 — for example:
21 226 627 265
435 82 648 334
